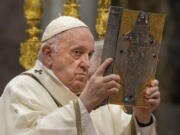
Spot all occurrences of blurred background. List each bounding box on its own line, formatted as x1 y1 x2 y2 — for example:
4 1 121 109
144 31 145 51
0 0 179 134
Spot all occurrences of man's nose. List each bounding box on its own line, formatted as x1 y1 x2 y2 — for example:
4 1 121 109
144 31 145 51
80 54 90 70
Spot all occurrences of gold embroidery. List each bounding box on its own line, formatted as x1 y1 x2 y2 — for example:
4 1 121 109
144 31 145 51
131 116 137 135
73 99 82 135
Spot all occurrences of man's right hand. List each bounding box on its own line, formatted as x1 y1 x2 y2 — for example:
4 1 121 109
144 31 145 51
79 58 121 112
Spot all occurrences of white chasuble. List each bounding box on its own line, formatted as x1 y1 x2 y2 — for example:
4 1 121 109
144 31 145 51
0 61 156 135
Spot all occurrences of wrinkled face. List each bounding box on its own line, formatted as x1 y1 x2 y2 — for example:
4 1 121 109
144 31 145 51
42 27 94 92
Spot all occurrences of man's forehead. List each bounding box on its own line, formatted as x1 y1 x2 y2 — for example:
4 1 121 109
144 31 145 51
51 27 94 53
58 27 94 42
70 43 94 50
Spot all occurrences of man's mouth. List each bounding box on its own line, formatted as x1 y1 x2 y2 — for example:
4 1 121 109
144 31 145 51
76 73 88 80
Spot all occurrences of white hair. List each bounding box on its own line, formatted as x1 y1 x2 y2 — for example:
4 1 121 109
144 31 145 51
38 34 59 62
38 29 71 61
88 40 104 77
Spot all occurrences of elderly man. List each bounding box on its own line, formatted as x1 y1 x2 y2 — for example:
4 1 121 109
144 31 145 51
0 16 160 135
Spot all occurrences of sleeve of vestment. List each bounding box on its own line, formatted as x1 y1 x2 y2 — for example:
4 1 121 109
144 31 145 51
94 104 157 135
133 114 157 135
0 75 96 135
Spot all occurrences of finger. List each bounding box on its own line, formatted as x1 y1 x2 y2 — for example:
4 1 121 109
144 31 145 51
105 88 119 96
150 79 159 87
103 74 120 83
95 58 113 76
145 91 160 99
144 86 159 96
105 80 121 90
145 98 160 106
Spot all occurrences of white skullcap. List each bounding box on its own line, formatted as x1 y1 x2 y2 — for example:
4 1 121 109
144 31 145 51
41 16 88 42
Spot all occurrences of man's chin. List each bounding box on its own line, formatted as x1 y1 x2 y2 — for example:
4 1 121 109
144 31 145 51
71 81 86 93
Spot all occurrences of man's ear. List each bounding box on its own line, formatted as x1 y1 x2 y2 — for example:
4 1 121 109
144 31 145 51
42 45 53 68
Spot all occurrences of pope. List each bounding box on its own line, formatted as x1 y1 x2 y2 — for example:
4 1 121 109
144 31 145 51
0 16 160 135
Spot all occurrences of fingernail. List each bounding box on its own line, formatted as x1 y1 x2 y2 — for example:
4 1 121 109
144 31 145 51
108 58 113 62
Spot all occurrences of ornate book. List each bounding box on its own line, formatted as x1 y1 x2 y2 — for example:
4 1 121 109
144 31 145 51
102 6 166 107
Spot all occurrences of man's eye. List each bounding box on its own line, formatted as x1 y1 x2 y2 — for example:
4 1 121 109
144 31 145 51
72 50 82 58
74 50 81 55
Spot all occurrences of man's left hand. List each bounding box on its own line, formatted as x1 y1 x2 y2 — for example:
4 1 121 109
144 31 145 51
133 79 160 124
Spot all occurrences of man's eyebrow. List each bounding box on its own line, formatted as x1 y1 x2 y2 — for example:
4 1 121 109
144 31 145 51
71 45 86 49
71 46 92 51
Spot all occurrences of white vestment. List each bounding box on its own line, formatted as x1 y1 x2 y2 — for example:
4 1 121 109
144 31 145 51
0 61 156 135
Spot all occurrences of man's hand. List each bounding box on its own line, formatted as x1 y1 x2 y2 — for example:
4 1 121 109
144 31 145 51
133 80 160 124
80 58 121 112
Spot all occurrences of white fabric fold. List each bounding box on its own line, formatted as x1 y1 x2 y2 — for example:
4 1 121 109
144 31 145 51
0 61 157 135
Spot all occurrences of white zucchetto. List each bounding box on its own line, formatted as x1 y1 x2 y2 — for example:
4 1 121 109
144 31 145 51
41 16 88 42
